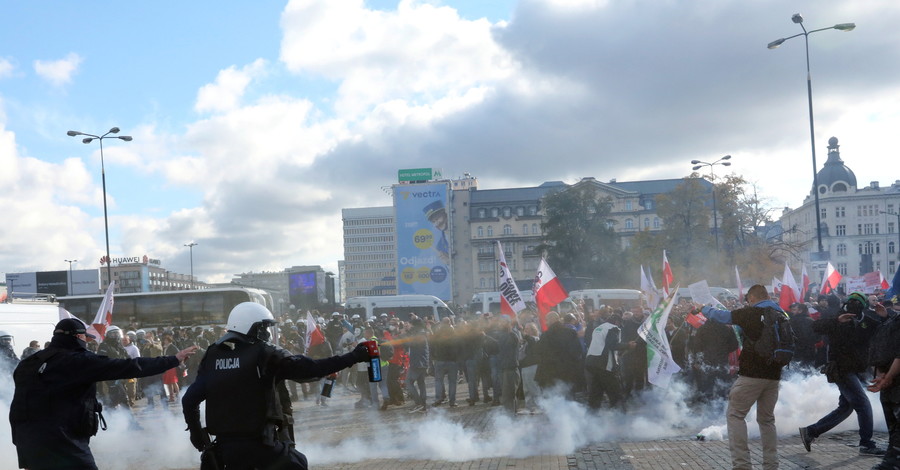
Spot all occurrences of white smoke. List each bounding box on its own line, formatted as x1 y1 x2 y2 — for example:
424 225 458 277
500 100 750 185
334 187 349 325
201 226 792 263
0 368 888 469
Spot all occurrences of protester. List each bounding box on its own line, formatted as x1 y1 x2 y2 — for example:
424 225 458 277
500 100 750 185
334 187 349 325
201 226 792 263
1 331 20 370
535 312 584 398
20 340 40 360
9 318 196 470
584 312 632 409
867 296 900 470
182 302 371 469
800 292 887 456
519 322 542 413
700 284 789 470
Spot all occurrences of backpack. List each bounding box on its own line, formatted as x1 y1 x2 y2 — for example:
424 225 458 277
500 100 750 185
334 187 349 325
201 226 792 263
749 307 795 367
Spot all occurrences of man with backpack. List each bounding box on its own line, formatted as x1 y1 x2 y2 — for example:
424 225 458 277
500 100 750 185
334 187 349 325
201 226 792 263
799 292 888 456
699 284 791 470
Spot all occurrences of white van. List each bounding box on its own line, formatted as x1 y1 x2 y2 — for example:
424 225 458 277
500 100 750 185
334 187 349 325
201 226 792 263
675 287 738 304
469 290 576 315
343 295 453 322
0 301 61 352
568 289 643 311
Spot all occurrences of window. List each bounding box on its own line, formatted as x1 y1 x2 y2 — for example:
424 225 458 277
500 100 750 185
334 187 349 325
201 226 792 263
479 261 493 272
891 260 897 275
645 200 654 210
820 207 827 220
522 224 528 234
836 243 847 256
477 226 484 237
890 222 896 234
502 207 511 218
625 219 633 229
503 224 512 235
836 206 845 217
477 208 486 218
890 241 896 255
532 223 539 234
644 218 650 228
654 218 660 229
836 225 846 236
528 206 537 216
491 208 499 218
516 207 525 217
626 200 633 211
837 263 848 275
480 278 486 288
487 226 493 236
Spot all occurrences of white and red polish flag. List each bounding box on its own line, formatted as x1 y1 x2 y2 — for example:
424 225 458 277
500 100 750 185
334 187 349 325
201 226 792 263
772 277 782 298
87 281 115 341
641 265 661 310
662 250 675 297
779 263 801 310
801 265 811 301
534 258 569 331
735 266 745 299
305 311 326 351
820 262 842 294
496 241 526 318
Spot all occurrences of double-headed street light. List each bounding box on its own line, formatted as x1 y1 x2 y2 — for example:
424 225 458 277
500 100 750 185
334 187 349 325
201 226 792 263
65 259 77 296
768 13 855 259
692 155 732 252
67 127 133 287
185 242 198 289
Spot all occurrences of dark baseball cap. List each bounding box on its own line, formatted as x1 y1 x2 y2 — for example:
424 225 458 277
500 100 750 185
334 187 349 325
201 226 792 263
54 318 95 339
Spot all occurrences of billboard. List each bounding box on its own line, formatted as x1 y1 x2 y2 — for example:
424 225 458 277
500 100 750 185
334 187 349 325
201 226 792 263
394 182 452 300
4 269 99 297
289 271 319 310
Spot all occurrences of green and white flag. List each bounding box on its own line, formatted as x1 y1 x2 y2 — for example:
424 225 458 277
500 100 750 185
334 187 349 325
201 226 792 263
637 288 681 388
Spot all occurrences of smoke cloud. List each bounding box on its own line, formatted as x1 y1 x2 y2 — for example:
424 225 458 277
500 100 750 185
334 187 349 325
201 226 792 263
0 367 886 469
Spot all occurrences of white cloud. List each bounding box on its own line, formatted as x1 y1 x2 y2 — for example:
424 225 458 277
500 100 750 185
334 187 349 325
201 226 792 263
0 57 14 79
33 52 83 86
195 58 268 113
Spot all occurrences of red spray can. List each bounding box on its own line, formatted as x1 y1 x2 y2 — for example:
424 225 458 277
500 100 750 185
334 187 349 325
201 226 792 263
362 340 382 382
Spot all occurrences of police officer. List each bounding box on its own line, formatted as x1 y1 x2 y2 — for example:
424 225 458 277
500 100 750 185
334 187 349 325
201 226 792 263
182 302 372 469
1 330 18 371
96 325 131 408
9 318 197 470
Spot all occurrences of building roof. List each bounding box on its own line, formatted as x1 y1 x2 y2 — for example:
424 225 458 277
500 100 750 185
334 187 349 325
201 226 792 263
816 136 857 191
469 181 568 204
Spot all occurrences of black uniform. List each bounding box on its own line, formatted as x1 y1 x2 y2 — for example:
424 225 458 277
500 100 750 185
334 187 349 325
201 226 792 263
182 332 366 470
9 332 180 470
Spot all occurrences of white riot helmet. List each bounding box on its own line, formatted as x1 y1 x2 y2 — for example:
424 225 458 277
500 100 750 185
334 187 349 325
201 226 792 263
227 302 275 342
0 330 13 348
105 326 122 341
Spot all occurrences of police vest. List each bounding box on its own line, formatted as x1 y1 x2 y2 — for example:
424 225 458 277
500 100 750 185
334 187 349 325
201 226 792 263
202 340 285 437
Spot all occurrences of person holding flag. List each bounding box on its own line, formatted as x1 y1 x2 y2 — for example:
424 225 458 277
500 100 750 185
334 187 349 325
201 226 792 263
10 318 198 470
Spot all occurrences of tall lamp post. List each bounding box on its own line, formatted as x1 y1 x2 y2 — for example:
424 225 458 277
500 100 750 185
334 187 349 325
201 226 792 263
768 13 855 260
882 211 900 260
184 242 198 289
67 127 133 287
691 155 732 252
65 259 77 296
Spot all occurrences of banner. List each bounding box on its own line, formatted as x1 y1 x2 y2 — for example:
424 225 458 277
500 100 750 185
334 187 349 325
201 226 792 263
394 182 452 300
637 289 681 388
497 241 526 317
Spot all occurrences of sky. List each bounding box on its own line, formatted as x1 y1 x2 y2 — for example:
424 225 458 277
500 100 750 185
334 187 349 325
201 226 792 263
2 0 899 285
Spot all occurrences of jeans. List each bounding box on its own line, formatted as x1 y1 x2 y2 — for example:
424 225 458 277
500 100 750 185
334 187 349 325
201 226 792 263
500 368 520 413
489 355 501 402
433 360 458 404
520 364 539 409
406 367 428 406
464 359 479 401
806 371 875 447
727 376 779 470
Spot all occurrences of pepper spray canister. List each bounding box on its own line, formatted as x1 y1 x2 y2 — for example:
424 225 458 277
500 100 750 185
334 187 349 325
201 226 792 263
321 373 337 397
362 340 382 382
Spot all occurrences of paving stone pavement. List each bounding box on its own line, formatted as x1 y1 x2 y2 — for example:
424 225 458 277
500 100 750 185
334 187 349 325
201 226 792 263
285 376 889 470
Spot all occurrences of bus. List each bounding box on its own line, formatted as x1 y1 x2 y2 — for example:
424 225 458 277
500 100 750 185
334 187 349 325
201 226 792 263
468 290 577 315
58 287 271 328
343 295 453 322
568 289 643 311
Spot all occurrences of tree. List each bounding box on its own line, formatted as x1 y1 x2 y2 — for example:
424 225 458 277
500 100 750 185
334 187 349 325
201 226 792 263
538 183 626 287
653 176 713 280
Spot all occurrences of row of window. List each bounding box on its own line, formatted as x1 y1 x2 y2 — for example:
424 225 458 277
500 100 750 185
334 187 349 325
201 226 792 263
345 244 394 253
820 204 897 219
344 227 394 235
623 217 661 230
474 205 538 219
344 235 394 244
834 241 897 256
344 262 395 270
344 218 393 226
346 254 395 262
835 261 898 276
475 223 541 237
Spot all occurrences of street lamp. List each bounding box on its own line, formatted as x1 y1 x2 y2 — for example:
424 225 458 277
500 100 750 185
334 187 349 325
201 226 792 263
184 242 198 289
67 127 133 287
692 155 732 251
768 13 855 259
65 259 77 296
882 211 900 260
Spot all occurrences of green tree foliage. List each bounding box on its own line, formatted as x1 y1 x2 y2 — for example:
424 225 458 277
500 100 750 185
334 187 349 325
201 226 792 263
538 183 626 286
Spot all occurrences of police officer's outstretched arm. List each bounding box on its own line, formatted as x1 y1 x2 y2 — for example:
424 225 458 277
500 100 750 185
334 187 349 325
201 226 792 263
88 345 198 383
276 343 370 382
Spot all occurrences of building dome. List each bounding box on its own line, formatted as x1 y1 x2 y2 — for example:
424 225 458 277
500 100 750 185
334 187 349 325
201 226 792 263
815 136 856 195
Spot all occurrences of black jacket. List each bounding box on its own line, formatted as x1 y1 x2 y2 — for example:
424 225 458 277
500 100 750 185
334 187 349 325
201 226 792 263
813 308 883 374
10 334 180 470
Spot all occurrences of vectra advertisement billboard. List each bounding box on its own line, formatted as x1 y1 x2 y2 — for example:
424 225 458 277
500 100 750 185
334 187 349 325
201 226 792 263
393 182 451 300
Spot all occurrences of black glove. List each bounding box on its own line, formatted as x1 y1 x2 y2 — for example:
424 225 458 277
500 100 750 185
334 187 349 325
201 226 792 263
351 343 370 363
185 409 210 452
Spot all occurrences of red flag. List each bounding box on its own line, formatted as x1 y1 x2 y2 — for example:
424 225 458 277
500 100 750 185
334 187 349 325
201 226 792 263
880 271 891 291
305 311 325 350
779 263 801 310
801 265 811 301
533 258 568 331
820 262 842 294
685 311 708 329
662 250 674 297
87 281 115 341
496 241 526 318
